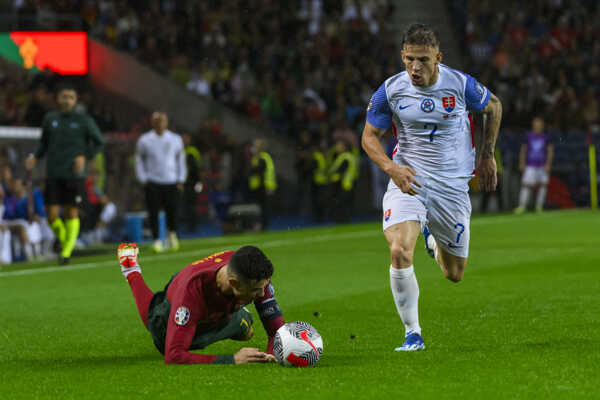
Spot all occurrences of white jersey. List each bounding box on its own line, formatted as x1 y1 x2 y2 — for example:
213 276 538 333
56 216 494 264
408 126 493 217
135 129 187 185
366 64 490 190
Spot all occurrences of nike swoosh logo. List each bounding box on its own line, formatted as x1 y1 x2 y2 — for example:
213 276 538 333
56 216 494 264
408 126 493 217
398 105 411 110
447 242 462 249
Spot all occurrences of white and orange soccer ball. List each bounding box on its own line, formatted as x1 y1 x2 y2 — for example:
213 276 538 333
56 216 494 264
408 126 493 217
273 321 323 367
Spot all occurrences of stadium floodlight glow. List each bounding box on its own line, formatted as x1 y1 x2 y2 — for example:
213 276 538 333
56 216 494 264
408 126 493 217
0 31 88 75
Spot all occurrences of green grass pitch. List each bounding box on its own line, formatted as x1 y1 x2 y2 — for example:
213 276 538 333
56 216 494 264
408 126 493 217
1 210 599 399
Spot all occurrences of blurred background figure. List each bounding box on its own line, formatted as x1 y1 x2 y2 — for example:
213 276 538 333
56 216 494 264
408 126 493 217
182 133 203 233
328 139 357 224
248 138 277 231
24 85 104 264
515 117 554 214
309 138 329 223
135 112 187 252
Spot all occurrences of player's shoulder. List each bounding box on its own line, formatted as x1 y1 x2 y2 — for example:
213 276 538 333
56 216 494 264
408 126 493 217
383 71 410 94
438 64 470 88
43 110 60 122
189 250 235 269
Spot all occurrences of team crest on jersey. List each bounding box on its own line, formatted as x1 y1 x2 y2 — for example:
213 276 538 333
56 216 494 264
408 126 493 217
442 96 455 112
384 209 391 222
420 98 435 113
174 306 190 326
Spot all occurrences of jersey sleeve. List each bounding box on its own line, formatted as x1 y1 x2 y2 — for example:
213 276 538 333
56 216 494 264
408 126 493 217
163 283 234 364
134 138 147 184
85 116 105 159
366 83 392 130
253 280 285 354
464 74 491 112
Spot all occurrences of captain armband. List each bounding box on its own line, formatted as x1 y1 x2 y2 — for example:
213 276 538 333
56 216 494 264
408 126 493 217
255 298 282 321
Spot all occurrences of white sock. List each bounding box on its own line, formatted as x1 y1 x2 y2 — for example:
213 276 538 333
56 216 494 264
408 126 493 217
121 264 142 279
389 265 421 336
519 187 531 208
535 186 547 208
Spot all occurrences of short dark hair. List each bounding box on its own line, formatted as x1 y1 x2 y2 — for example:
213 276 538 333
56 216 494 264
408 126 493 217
402 23 440 48
56 83 78 95
229 246 273 282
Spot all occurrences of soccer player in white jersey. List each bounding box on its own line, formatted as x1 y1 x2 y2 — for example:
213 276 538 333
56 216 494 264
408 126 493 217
361 24 503 351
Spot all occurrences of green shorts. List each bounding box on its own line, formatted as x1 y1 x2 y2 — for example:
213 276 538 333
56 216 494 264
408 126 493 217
146 282 253 355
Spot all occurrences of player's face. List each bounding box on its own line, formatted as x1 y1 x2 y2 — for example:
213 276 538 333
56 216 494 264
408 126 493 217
230 278 269 305
57 90 77 113
402 45 442 87
532 118 545 134
151 112 169 132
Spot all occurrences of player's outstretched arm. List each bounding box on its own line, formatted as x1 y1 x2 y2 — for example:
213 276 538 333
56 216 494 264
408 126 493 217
361 121 421 195
478 93 503 191
234 348 276 364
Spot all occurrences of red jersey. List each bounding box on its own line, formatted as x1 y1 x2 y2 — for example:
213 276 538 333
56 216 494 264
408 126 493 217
163 250 284 364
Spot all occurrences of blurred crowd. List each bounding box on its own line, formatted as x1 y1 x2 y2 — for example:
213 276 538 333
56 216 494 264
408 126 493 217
13 0 398 141
449 0 599 132
0 60 118 131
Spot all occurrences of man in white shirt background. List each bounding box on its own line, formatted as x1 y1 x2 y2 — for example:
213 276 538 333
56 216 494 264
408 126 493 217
135 112 187 252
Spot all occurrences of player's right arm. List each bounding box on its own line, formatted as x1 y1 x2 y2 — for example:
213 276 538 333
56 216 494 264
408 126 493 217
25 115 50 170
361 83 421 195
519 144 528 172
134 137 147 184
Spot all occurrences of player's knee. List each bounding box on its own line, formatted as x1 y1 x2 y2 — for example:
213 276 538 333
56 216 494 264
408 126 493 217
389 242 413 267
443 263 465 283
445 271 463 283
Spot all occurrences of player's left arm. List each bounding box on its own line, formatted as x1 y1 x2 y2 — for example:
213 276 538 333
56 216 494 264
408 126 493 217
253 281 285 354
477 94 503 191
85 116 105 159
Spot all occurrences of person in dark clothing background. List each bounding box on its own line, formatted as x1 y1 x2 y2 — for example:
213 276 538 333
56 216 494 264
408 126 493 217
329 139 356 224
182 133 203 233
248 139 276 231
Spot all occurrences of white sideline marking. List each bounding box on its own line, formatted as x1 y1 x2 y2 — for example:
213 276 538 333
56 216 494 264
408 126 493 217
0 230 378 278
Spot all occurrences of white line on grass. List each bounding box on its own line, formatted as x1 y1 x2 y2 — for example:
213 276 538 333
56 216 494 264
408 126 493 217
0 214 552 278
0 230 378 278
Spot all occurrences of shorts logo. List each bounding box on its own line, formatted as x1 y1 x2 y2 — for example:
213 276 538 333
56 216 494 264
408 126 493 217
420 98 435 113
442 96 455 112
174 306 190 326
384 209 391 222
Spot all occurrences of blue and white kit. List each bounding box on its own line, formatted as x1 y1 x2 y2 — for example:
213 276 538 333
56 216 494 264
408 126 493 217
367 64 490 257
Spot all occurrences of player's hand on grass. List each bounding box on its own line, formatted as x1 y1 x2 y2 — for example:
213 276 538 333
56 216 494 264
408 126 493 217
234 347 277 364
73 155 86 175
389 165 421 195
478 157 497 192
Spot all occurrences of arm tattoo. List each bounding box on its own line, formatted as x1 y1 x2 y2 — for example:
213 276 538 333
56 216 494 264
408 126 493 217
480 95 502 158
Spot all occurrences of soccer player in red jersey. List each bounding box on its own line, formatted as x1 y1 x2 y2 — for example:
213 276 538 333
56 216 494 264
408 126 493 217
118 243 285 364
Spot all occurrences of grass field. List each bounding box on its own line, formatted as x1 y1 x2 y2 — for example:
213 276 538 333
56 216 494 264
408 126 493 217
1 210 599 399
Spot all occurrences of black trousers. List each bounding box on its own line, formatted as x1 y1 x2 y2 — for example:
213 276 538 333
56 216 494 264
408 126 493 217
250 187 269 229
144 182 180 239
310 182 328 223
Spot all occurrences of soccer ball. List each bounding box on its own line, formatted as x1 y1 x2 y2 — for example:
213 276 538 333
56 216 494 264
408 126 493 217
273 321 323 367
